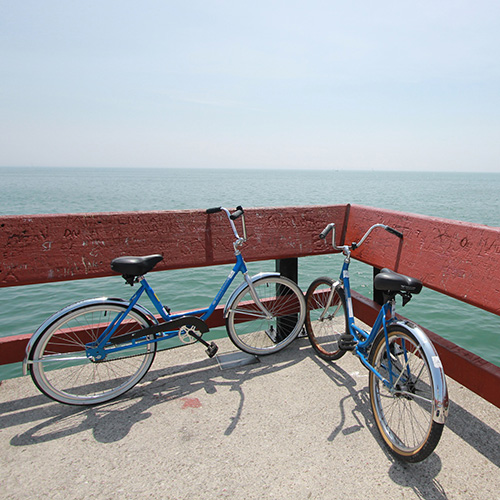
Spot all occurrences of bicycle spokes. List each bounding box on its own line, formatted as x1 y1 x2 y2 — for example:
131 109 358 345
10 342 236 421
369 327 444 462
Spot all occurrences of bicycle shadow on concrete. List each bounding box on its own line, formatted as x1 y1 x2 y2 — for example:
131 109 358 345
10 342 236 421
312 355 449 500
4 339 308 447
311 354 500 500
308 354 381 443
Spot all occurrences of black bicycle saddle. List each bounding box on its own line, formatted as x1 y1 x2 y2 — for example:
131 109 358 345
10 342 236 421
374 268 422 294
111 254 164 276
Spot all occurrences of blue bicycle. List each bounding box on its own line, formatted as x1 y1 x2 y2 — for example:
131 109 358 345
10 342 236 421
25 206 306 405
305 223 448 462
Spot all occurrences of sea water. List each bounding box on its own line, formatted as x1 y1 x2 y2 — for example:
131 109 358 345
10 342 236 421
1 167 499 379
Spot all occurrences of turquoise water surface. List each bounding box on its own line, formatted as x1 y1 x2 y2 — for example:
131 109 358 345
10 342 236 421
1 167 499 379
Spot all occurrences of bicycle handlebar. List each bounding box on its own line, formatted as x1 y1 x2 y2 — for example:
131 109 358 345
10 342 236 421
320 222 403 252
230 206 244 220
206 206 244 220
206 205 247 247
206 206 222 214
384 226 403 239
319 223 335 240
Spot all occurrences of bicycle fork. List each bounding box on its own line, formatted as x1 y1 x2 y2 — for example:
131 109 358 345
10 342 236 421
359 307 448 425
242 273 274 320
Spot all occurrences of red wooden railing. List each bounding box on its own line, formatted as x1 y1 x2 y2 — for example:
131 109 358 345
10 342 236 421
1 204 499 407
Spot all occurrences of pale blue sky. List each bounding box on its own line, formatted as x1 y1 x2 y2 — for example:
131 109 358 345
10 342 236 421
1 1 499 171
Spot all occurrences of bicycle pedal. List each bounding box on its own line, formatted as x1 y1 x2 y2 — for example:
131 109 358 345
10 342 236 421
338 336 357 351
206 342 219 358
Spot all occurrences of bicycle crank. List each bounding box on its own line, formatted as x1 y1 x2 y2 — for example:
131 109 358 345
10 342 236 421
178 326 218 358
104 315 218 358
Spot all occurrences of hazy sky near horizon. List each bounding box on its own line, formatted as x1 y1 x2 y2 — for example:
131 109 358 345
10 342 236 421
1 1 500 172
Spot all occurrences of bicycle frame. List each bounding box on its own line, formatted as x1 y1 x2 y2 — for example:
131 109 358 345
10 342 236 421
336 256 395 387
23 205 283 374
307 223 448 460
318 222 419 391
86 250 275 359
333 254 447 423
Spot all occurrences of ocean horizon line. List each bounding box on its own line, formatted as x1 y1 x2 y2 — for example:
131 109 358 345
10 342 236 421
1 165 500 175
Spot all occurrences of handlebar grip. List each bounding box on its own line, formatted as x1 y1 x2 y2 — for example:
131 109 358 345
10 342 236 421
385 226 403 239
206 207 222 214
319 223 335 239
230 206 244 220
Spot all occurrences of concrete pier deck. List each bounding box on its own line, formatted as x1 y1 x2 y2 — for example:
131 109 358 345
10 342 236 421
1 337 499 500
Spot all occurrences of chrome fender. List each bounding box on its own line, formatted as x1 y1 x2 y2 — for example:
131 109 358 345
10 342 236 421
23 297 157 375
387 318 449 424
223 272 280 319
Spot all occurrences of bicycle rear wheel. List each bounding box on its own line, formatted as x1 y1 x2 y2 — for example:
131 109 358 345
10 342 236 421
368 325 445 462
226 275 306 355
30 302 157 405
305 277 348 361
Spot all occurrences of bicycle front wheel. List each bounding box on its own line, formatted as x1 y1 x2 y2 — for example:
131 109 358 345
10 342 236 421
305 277 348 361
226 276 306 355
30 302 157 405
368 325 445 462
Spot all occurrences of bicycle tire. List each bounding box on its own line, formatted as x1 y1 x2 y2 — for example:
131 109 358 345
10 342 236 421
225 275 306 356
305 277 348 361
30 302 157 405
368 325 445 462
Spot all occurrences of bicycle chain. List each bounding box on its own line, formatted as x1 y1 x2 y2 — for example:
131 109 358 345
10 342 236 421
93 350 155 363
